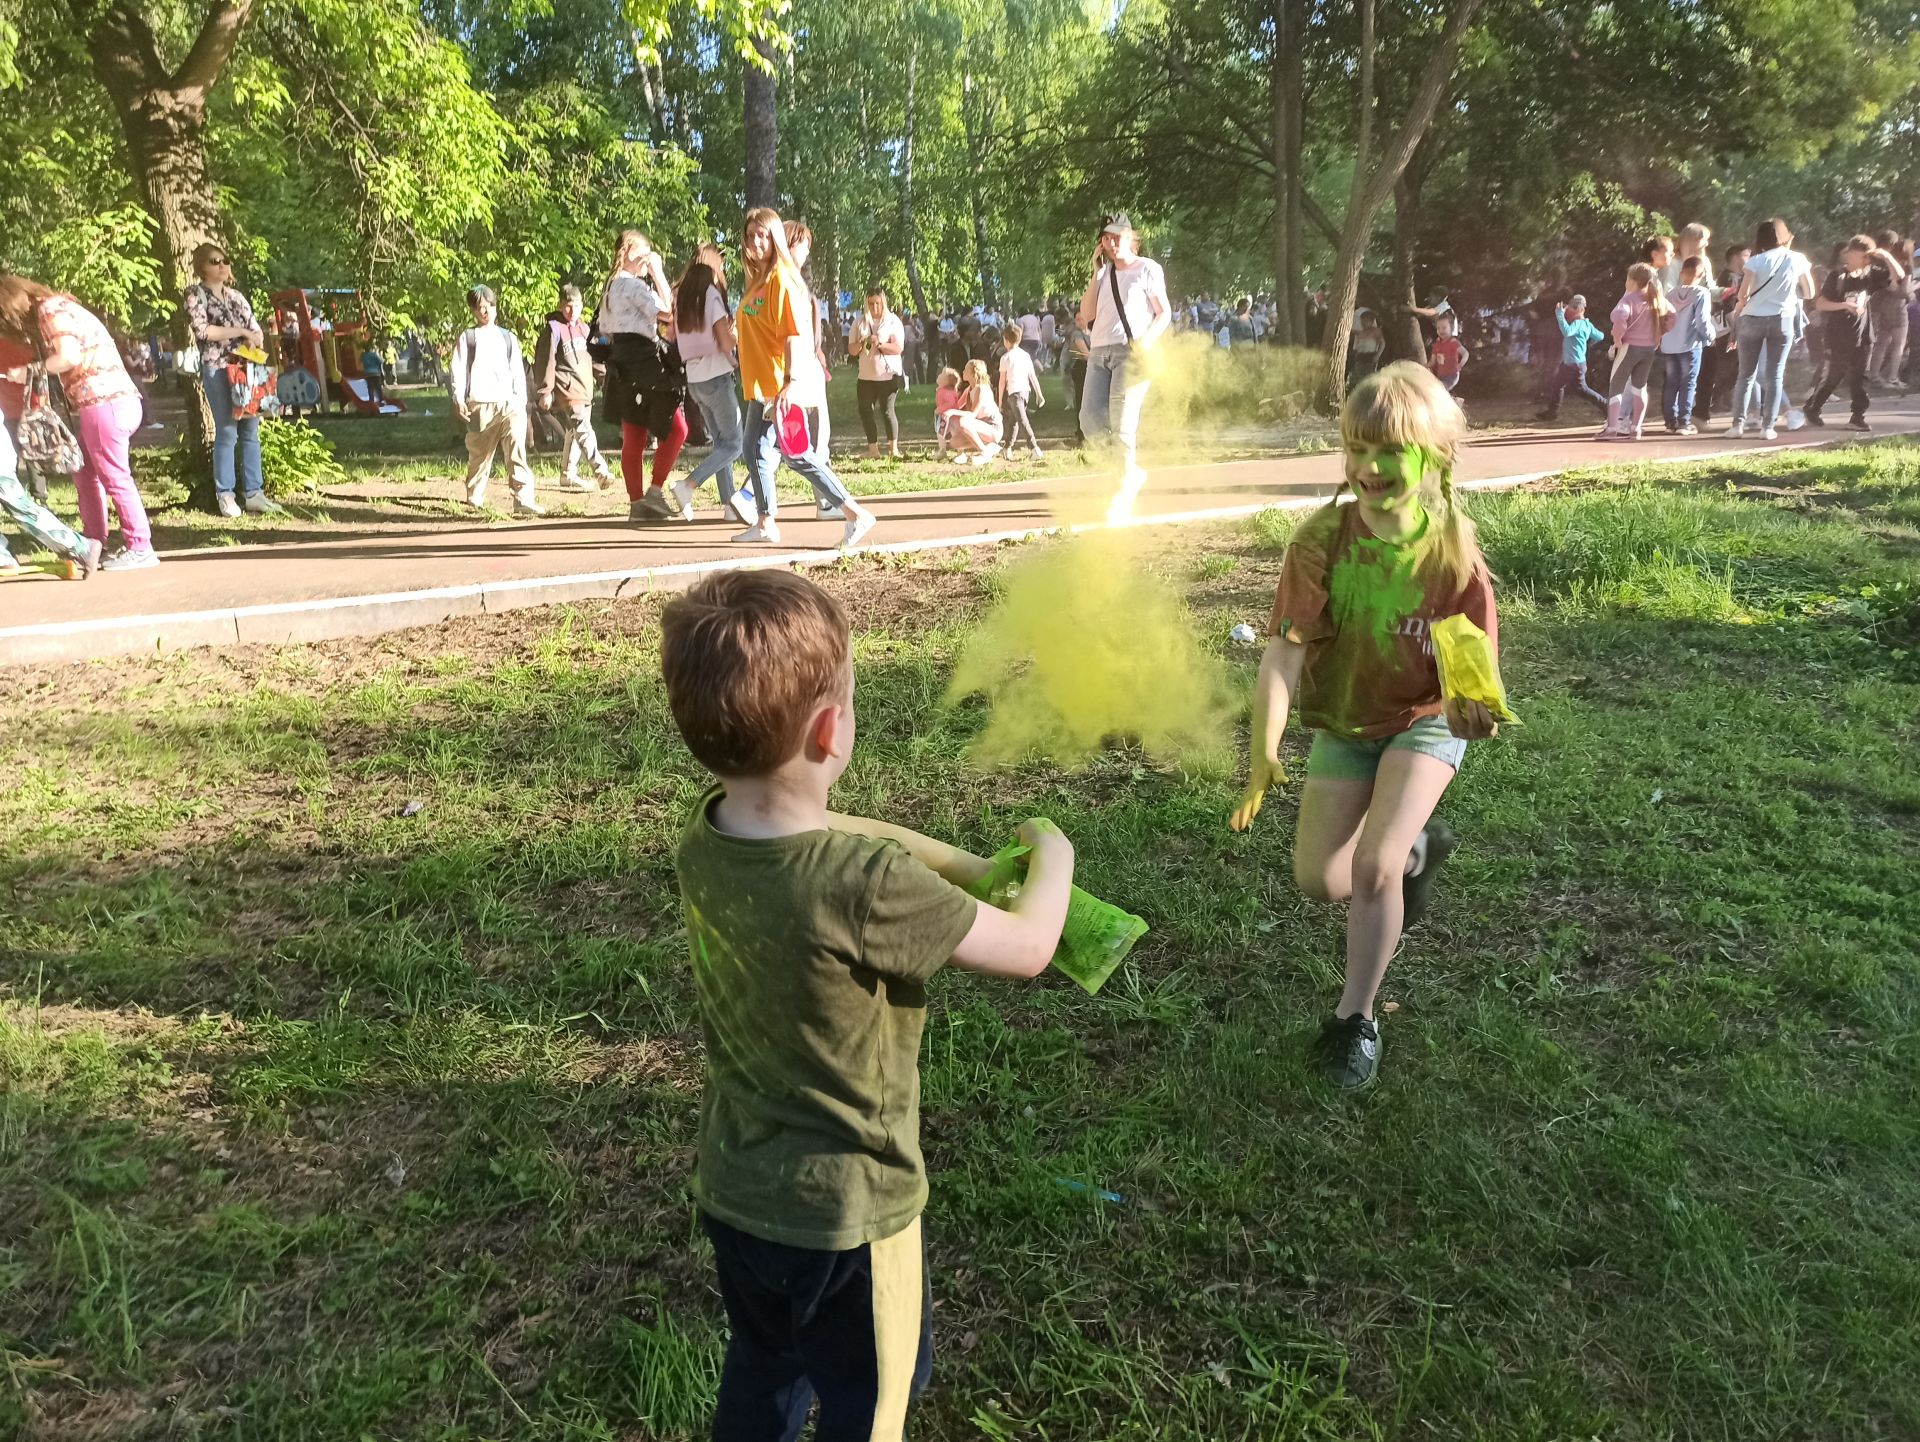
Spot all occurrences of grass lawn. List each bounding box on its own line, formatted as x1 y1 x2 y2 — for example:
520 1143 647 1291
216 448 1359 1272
3 443 1917 1440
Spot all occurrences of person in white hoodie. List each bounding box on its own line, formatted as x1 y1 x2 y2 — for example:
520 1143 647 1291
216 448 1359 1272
450 284 543 516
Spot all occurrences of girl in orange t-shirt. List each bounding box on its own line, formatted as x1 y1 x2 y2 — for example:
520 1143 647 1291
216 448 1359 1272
731 208 874 550
1229 362 1502 1090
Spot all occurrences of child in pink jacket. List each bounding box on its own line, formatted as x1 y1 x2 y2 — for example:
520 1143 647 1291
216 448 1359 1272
1600 263 1674 440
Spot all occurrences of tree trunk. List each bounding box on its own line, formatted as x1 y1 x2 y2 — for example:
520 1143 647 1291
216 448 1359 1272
1269 8 1292 346
1282 0 1307 342
1270 0 1306 346
822 219 841 357
119 94 223 289
1317 0 1487 409
900 36 930 324
960 73 996 311
1390 173 1424 363
969 184 996 312
118 93 224 505
744 35 778 211
84 0 259 503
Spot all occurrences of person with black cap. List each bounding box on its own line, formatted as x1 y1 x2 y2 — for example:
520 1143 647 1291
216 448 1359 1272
1075 212 1169 524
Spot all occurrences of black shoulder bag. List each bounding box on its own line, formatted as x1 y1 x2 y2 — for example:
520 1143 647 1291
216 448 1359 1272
1107 264 1135 345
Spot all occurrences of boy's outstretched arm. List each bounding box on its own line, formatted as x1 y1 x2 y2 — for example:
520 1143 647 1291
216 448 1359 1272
949 819 1074 979
1230 635 1305 831
828 812 993 888
830 813 1075 978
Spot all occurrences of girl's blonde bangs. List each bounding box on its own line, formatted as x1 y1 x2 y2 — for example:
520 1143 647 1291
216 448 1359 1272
1341 363 1464 464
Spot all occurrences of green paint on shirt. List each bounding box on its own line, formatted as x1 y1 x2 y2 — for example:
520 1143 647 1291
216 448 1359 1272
1328 513 1429 659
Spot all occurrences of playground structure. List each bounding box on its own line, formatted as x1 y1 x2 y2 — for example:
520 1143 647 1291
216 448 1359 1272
268 288 404 418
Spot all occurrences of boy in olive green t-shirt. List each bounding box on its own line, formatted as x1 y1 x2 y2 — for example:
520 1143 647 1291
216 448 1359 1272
660 569 1076 1442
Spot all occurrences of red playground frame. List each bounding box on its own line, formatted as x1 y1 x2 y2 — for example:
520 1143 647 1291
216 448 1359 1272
268 288 404 417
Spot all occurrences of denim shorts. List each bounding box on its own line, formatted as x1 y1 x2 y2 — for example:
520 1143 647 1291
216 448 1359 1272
1307 713 1467 781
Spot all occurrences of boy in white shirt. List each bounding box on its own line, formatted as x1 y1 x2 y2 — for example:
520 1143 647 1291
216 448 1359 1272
450 285 543 517
997 322 1045 459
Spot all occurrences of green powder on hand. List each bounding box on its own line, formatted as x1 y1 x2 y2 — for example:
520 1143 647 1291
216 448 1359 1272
967 837 1148 995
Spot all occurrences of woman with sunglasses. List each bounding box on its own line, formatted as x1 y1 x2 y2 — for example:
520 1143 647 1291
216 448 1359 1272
185 243 282 517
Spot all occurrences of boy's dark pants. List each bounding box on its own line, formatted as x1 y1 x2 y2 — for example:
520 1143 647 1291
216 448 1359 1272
1805 329 1872 422
703 1212 933 1442
1693 342 1720 422
1539 361 1606 418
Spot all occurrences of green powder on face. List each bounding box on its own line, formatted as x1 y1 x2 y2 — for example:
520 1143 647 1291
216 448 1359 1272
1377 444 1432 497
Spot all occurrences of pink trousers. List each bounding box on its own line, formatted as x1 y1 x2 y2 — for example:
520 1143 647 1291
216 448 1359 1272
75 393 151 552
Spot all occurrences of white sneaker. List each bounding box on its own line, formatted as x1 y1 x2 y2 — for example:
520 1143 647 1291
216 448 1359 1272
1107 466 1146 526
733 519 781 545
1728 421 1746 438
1028 444 1045 459
1761 426 1778 441
1786 408 1806 431
671 479 695 521
727 497 759 528
817 502 846 520
99 546 160 571
244 493 285 515
841 509 876 549
215 492 241 518
512 499 548 518
561 474 598 492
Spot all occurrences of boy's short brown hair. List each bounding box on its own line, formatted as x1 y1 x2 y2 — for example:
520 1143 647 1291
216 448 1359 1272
1001 322 1022 345
660 570 851 777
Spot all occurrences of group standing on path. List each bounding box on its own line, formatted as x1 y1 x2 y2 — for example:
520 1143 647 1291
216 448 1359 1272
451 213 873 551
1523 216 1914 444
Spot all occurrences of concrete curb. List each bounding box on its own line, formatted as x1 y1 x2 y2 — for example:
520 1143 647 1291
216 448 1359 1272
2 428 1909 666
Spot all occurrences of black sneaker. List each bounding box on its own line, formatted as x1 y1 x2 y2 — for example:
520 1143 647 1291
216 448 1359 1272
1802 409 1826 428
1848 416 1872 433
1402 818 1459 929
1312 1014 1380 1089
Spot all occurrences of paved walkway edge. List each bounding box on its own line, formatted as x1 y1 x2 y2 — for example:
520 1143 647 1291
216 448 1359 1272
0 434 1882 665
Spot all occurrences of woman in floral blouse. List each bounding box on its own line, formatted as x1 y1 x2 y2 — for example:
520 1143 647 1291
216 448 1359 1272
185 242 281 517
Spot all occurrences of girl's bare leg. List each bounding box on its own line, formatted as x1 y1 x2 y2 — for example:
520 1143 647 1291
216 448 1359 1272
1337 750 1456 1018
1293 776 1374 904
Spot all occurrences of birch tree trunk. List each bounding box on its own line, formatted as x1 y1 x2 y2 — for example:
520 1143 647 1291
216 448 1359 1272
1318 0 1486 409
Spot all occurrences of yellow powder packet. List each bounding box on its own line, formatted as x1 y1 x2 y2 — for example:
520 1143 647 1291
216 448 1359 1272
1432 614 1520 724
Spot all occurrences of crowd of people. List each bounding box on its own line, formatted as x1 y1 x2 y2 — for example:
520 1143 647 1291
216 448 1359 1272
3 206 1916 581
1339 220 1919 440
448 208 1172 536
1527 220 1916 440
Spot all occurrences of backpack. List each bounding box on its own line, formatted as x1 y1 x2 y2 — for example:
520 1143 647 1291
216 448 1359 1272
16 364 82 474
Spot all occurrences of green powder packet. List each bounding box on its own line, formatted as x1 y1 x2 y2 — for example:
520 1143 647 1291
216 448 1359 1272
966 838 1149 995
